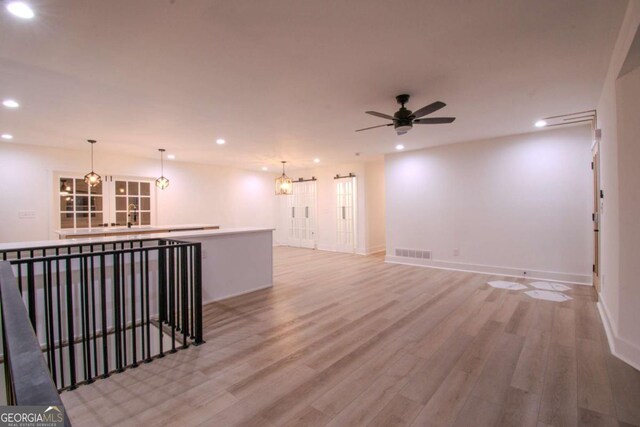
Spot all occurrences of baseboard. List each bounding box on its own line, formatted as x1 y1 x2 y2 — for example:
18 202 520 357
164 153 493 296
203 284 273 305
356 244 386 256
597 299 640 371
384 255 592 285
316 244 384 256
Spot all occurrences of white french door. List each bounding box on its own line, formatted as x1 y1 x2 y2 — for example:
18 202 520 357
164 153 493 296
285 180 317 248
335 177 357 253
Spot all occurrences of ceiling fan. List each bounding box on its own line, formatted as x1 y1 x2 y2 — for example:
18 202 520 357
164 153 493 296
356 94 455 136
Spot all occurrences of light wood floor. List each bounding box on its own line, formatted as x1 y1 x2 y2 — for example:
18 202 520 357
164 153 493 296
62 246 640 427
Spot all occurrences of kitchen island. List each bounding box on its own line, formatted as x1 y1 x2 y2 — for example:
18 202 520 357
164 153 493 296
2 227 273 303
55 223 220 239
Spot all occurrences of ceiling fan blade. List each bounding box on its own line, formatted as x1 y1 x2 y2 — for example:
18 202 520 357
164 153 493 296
366 111 396 120
355 123 393 132
414 117 456 124
412 101 446 118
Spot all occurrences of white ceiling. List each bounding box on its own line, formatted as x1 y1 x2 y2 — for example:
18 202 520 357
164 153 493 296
0 0 628 170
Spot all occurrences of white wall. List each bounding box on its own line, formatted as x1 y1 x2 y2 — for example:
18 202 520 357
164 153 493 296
364 160 386 254
275 160 385 255
596 1 640 371
385 125 592 284
0 142 278 243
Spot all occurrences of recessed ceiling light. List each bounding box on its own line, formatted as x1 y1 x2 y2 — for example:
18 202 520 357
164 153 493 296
1 134 13 140
167 154 176 160
395 144 405 151
6 2 34 19
2 99 19 108
534 120 547 128
216 138 226 145
261 166 268 171
313 158 320 163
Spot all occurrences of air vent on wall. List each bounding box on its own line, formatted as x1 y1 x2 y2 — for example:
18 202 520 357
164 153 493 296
395 248 431 260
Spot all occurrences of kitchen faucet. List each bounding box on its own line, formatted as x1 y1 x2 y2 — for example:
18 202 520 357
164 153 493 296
127 203 138 228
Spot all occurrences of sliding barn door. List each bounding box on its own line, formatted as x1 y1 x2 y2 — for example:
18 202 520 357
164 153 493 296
286 180 317 249
335 177 357 253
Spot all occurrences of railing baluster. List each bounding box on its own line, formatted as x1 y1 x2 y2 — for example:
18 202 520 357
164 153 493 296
46 260 57 384
169 245 176 353
90 255 98 379
81 256 92 383
26 261 36 328
43 260 53 375
101 254 109 378
144 249 152 362
113 253 122 372
180 246 189 348
65 257 76 389
56 252 65 389
121 252 127 367
130 250 137 367
194 243 204 345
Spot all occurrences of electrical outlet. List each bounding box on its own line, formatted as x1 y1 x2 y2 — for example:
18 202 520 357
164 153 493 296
453 248 459 256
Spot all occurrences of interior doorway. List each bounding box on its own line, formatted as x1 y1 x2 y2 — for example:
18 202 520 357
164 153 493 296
592 141 601 294
285 180 317 249
335 176 357 253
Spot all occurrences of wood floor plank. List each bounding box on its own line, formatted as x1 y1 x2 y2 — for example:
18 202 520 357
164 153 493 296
538 343 578 426
452 396 502 427
576 337 615 416
471 332 525 405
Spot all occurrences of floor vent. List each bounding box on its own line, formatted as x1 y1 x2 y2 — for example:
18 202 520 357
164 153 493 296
395 248 431 260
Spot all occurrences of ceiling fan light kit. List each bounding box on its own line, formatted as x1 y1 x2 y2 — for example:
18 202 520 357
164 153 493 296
356 94 456 136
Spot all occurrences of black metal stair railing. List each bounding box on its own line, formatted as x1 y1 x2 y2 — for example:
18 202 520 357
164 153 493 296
0 238 204 391
0 262 72 425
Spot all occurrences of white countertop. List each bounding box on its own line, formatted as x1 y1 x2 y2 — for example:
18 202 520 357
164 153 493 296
55 223 220 237
0 227 274 251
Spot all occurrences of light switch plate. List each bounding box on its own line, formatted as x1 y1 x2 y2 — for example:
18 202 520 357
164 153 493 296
18 210 36 219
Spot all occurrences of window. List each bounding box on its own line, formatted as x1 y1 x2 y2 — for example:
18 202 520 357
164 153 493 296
56 175 154 229
114 180 152 226
59 177 104 229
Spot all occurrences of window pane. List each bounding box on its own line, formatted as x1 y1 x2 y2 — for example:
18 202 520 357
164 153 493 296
115 212 127 226
116 181 127 195
128 182 139 195
140 197 150 211
60 213 74 229
91 196 103 211
115 196 126 211
128 197 139 210
141 212 151 225
90 180 103 195
90 212 103 227
76 196 89 211
59 178 73 195
140 182 151 196
76 213 89 228
60 196 74 212
75 179 88 194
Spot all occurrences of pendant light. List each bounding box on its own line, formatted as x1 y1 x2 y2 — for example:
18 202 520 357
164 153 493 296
275 161 293 195
155 148 170 189
84 139 102 187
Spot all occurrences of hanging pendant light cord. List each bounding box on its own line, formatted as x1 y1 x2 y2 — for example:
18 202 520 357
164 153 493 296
90 142 94 171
